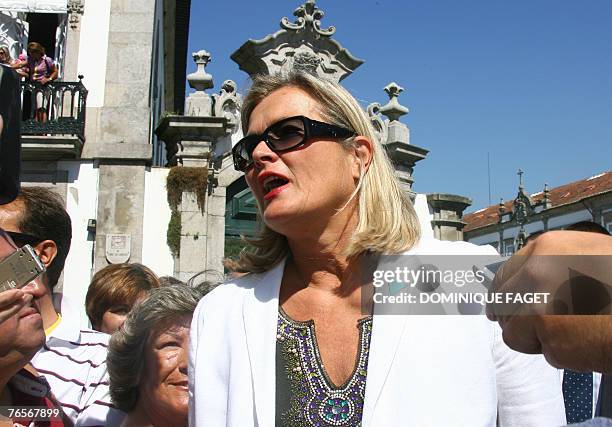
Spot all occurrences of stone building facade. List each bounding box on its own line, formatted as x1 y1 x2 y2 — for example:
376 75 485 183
2 0 190 324
463 171 612 254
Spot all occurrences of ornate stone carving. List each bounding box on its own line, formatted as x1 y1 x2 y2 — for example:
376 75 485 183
293 51 322 74
367 102 388 146
67 0 84 29
231 0 363 82
213 80 242 133
280 0 335 37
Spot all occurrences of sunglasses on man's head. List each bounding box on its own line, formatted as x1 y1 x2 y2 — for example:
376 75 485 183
231 115 355 172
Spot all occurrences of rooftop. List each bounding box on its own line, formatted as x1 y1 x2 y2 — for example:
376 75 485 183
463 171 612 232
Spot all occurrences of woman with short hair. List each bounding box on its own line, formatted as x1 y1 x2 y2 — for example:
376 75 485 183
189 71 565 426
19 42 58 122
85 263 160 334
107 285 207 427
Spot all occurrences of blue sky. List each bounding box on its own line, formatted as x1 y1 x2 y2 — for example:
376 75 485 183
187 0 612 212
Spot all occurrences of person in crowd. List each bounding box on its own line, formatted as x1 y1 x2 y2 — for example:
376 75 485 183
107 285 209 427
18 42 58 84
0 46 9 65
17 42 58 122
0 187 124 426
0 227 71 426
0 46 20 69
86 263 161 334
189 71 565 426
158 275 185 287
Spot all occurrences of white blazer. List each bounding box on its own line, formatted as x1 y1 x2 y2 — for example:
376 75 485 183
189 238 566 426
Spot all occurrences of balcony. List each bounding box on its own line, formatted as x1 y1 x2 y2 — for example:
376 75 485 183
20 77 88 160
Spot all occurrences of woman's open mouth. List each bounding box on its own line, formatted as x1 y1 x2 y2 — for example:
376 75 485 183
261 175 289 200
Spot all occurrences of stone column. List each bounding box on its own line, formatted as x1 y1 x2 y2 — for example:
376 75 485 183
370 83 429 199
94 164 146 269
63 0 84 81
427 193 472 241
155 50 241 283
91 0 156 272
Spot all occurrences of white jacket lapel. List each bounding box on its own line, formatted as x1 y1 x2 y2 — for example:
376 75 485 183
242 258 286 427
361 313 409 427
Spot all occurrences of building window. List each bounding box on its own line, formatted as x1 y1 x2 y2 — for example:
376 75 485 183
503 238 515 256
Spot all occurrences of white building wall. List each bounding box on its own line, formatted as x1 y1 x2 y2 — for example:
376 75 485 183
414 194 434 239
56 161 99 327
142 167 173 277
77 0 111 107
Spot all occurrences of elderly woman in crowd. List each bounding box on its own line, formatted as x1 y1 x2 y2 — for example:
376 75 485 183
85 263 160 334
189 71 565 426
107 285 207 427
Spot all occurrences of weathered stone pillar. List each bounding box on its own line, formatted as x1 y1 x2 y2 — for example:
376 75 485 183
63 0 84 81
369 83 428 199
91 0 156 271
427 193 472 241
155 50 241 283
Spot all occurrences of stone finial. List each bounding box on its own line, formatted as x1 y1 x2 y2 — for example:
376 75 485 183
542 183 551 209
498 198 506 214
280 0 336 37
188 50 214 92
379 83 409 122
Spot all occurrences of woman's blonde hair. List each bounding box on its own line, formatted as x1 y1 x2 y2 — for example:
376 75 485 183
233 71 421 273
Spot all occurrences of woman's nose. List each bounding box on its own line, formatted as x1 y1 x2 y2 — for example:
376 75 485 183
251 140 279 167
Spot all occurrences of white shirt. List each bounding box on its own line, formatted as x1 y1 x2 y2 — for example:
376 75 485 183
31 296 125 426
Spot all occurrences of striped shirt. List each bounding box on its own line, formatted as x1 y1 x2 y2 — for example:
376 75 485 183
31 296 126 426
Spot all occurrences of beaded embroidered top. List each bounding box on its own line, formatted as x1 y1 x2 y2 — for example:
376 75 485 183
275 308 373 427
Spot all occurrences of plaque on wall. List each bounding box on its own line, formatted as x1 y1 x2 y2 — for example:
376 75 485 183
105 234 131 264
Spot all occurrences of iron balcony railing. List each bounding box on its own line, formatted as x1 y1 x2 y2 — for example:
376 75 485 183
20 75 88 141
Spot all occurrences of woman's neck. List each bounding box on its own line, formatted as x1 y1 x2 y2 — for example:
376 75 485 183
122 403 186 427
122 404 153 427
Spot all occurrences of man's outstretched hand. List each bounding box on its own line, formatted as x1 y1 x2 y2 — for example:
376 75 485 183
486 231 612 373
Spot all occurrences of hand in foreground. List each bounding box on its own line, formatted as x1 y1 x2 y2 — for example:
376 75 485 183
486 230 612 373
0 288 31 324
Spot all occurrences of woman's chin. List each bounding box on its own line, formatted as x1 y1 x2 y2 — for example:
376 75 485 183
262 204 299 228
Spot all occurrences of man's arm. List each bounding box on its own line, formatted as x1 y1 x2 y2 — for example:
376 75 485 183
487 231 612 373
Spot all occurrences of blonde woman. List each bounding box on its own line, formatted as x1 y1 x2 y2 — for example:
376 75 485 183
189 72 565 426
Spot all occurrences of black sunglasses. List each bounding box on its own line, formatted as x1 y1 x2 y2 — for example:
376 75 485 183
232 115 355 172
4 231 43 248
